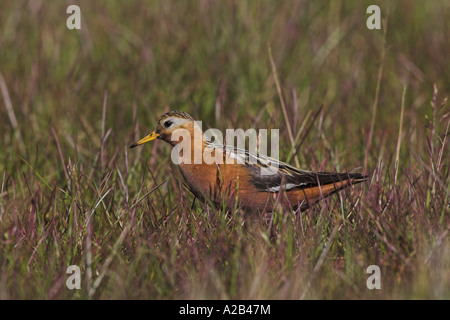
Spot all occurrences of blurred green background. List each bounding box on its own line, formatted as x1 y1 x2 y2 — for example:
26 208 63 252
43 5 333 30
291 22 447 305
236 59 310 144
1 0 448 168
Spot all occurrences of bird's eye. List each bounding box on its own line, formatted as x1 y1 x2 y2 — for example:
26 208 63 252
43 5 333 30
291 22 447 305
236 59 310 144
164 120 173 128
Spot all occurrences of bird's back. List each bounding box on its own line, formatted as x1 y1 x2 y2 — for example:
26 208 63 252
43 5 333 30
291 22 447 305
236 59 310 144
178 142 368 212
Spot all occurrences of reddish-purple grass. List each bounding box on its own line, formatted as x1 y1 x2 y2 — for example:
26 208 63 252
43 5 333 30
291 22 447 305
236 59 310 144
0 1 448 299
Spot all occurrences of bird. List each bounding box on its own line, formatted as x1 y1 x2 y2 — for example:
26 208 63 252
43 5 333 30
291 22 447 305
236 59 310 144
130 111 368 213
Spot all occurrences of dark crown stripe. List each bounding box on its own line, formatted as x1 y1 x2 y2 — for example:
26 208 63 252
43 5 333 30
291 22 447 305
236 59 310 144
160 111 194 121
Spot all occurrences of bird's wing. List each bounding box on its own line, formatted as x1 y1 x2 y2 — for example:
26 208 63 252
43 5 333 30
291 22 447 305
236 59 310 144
206 142 367 193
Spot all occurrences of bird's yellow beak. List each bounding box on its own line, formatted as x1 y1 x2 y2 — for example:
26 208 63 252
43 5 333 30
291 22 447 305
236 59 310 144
130 131 159 148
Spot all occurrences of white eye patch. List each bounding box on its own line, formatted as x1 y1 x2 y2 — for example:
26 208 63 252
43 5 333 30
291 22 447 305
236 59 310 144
162 117 189 128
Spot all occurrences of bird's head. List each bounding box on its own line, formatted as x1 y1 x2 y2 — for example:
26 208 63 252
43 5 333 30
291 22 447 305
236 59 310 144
130 111 197 148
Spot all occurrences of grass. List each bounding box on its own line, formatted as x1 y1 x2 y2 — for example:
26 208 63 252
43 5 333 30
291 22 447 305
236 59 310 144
0 0 449 299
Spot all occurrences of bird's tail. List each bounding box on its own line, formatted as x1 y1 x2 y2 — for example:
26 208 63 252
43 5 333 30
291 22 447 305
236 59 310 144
290 171 369 209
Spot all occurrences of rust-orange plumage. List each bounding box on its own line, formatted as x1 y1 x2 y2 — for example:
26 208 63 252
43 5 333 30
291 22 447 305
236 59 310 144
131 111 368 213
